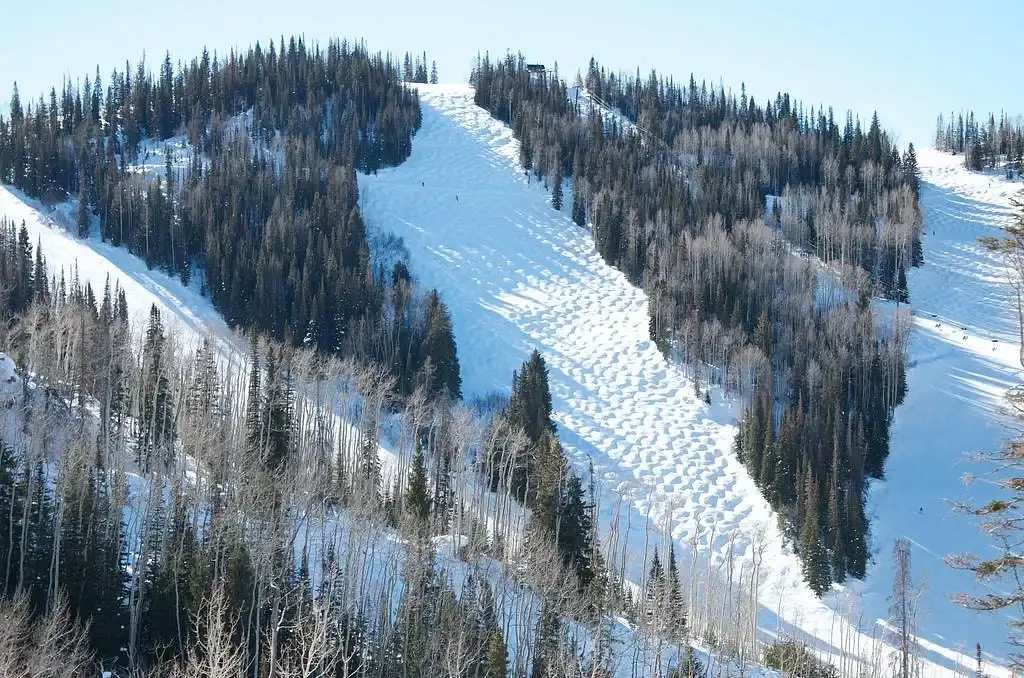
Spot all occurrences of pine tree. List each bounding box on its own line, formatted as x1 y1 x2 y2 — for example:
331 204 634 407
262 347 293 471
245 335 263 458
77 183 90 237
187 338 220 417
430 61 439 85
800 476 832 596
406 441 432 529
418 290 461 398
484 628 509 678
139 304 175 470
646 548 664 621
667 542 686 629
531 604 559 678
551 166 563 211
507 349 556 444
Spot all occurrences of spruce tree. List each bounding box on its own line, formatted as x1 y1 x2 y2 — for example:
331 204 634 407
245 335 263 458
484 628 509 678
139 304 175 470
406 441 432 529
800 476 832 596
77 183 90 237
507 349 556 444
418 290 461 398
551 167 563 211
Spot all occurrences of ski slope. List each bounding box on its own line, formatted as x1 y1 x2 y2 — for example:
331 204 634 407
2 80 1021 672
360 83 946 671
853 148 1022 667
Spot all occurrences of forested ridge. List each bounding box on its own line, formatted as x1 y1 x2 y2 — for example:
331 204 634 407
0 219 717 677
0 37 463 402
0 34 941 673
0 37 683 675
471 54 919 589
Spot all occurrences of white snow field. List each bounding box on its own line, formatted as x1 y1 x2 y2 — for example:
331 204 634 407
360 85 1022 674
852 148 1022 668
2 80 1021 673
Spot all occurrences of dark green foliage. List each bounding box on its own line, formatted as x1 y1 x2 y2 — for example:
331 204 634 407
261 347 293 472
507 349 556 445
763 641 838 678
484 627 509 678
139 305 175 471
0 39 455 405
76 183 90 237
800 476 832 597
529 433 597 588
418 289 462 399
936 110 1024 172
406 441 432 528
471 54 913 582
530 604 560 678
551 166 563 211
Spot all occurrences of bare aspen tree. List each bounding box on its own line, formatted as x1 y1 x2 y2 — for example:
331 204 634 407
888 538 921 678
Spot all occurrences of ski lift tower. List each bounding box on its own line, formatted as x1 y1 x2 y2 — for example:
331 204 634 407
526 63 546 81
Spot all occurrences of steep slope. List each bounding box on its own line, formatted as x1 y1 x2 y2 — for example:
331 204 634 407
359 84 922 670
855 148 1021 666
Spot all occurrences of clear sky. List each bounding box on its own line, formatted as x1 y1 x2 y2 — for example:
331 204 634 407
1 0 1021 147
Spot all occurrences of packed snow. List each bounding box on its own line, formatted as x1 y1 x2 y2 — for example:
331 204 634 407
2 80 1022 675
851 148 1022 668
357 84 891 671
359 85 1023 674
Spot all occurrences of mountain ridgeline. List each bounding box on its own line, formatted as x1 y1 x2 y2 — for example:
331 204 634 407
471 54 919 588
0 38 462 401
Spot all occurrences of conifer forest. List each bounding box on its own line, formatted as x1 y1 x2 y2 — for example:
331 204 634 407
0 27 1017 678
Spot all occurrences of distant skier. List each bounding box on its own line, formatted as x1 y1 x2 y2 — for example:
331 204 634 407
456 194 459 202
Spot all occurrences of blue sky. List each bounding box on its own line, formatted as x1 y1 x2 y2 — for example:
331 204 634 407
1 0 1021 147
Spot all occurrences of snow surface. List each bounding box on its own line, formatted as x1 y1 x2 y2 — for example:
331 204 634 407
359 85 1024 674
851 148 1022 668
358 84 931 672
2 82 1022 674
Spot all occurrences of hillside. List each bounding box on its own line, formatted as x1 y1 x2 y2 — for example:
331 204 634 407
360 85 1022 673
0 47 1020 676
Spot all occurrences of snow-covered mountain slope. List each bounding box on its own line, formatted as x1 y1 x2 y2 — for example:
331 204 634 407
0 184 405 480
360 84 952 672
854 148 1021 667
0 185 231 343
4 80 1020 673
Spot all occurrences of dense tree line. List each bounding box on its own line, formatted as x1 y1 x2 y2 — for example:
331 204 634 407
935 110 1024 172
0 226 714 676
471 53 916 587
0 38 462 402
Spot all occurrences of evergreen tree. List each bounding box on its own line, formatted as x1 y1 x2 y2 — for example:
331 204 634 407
406 441 432 529
418 290 461 398
483 627 509 678
245 335 263 458
800 476 832 596
139 304 175 470
551 166 564 211
262 347 293 471
77 183 90 237
507 349 556 444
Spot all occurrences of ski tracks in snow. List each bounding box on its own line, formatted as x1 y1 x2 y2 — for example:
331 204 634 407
359 84 817 636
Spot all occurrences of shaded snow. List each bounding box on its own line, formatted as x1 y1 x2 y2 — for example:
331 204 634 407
358 83 943 673
850 148 1022 669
